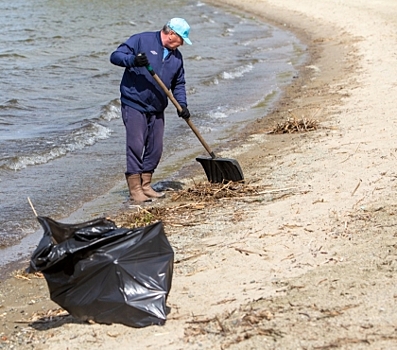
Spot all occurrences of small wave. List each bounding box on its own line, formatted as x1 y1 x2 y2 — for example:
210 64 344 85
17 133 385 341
203 63 254 86
186 86 197 95
222 63 253 80
88 50 111 59
0 99 31 111
205 100 256 119
208 110 228 119
0 53 27 59
222 28 235 37
0 117 13 126
0 98 18 107
190 55 203 61
1 122 112 171
99 99 120 121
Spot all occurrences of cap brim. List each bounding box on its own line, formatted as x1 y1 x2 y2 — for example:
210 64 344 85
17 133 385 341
183 37 192 45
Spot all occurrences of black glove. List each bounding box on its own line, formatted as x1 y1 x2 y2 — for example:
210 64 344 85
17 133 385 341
178 106 190 120
134 53 149 67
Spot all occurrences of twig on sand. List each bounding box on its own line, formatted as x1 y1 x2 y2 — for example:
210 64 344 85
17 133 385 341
341 142 361 163
256 187 296 195
351 179 362 196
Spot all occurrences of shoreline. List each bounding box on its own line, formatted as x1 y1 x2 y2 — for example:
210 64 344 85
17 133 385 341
0 2 307 276
1 0 397 348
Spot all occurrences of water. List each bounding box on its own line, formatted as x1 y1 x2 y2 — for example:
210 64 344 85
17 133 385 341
0 0 307 266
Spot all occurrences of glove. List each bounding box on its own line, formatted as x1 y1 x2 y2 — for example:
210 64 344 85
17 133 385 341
133 53 149 67
178 106 190 120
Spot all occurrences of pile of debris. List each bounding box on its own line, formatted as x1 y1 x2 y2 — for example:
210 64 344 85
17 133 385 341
269 115 319 134
111 181 270 229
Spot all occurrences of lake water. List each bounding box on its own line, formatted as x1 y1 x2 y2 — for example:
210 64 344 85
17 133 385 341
0 0 307 267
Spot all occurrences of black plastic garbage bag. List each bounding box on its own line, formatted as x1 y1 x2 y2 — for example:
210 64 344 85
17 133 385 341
28 216 174 328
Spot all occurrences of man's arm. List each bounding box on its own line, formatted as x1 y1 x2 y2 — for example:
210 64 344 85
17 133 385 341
110 35 142 68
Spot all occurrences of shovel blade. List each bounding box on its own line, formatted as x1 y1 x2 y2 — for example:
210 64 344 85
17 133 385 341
196 156 244 183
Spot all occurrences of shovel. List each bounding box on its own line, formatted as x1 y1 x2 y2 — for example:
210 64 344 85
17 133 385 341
146 65 244 183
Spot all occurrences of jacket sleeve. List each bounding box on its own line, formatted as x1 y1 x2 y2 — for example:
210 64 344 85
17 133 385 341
110 36 140 68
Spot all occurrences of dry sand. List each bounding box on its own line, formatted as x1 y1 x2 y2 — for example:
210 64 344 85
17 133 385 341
1 0 397 349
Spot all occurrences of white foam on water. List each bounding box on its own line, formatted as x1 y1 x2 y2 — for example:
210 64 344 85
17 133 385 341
222 63 253 80
5 123 112 171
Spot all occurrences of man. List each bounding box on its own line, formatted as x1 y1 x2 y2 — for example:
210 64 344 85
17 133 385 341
110 18 192 203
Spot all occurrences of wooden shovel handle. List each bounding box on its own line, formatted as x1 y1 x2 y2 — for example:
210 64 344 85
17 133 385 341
147 65 216 159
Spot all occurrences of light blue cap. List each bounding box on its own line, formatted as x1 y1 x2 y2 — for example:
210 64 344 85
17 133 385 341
167 18 192 45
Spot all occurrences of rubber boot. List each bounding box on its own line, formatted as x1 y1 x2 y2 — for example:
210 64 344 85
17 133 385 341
141 173 165 198
126 174 151 204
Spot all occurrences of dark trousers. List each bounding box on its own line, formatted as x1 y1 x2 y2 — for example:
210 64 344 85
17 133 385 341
121 103 164 175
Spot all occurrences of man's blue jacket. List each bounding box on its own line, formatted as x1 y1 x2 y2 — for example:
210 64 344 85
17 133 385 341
110 31 187 114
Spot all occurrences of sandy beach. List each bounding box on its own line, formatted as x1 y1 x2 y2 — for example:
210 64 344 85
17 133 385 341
1 0 397 349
